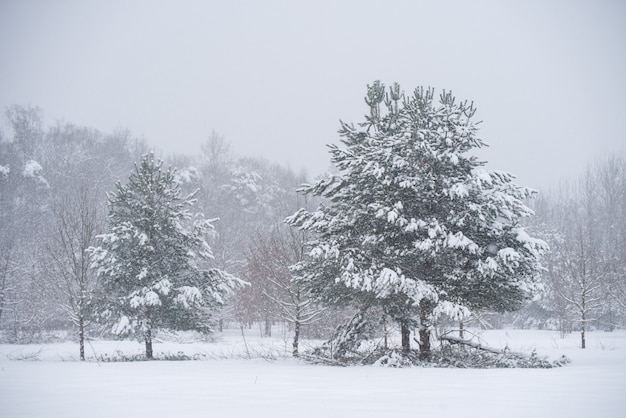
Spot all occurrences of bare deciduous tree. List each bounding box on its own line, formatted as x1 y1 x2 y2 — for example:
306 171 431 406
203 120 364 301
45 187 102 360
540 157 626 347
243 226 324 356
553 228 604 349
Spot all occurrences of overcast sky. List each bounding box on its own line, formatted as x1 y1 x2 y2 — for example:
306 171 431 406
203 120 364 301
1 0 624 191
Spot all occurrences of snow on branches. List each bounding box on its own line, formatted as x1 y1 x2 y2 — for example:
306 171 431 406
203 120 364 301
287 82 547 359
88 153 245 358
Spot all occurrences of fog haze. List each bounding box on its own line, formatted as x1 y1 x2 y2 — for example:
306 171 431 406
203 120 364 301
1 0 624 190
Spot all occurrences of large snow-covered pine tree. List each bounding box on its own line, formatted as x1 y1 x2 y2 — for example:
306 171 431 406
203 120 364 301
89 153 244 359
287 82 547 359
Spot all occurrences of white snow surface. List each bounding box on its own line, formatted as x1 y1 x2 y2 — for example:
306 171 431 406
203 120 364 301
1 328 625 418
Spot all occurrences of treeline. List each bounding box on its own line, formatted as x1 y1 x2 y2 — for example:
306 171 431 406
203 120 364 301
521 156 626 345
473 155 626 347
0 103 624 352
0 105 325 346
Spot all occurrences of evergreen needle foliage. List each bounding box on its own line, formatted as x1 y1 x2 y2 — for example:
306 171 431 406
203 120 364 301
287 82 548 361
88 153 244 358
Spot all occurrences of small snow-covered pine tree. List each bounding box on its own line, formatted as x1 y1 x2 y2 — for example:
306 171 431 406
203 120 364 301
89 153 244 359
287 82 547 359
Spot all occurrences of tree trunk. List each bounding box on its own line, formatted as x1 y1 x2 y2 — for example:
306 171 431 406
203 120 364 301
418 327 431 360
145 328 153 360
459 320 464 339
293 320 300 357
419 300 432 360
581 291 586 349
581 327 586 349
264 313 272 337
400 321 411 355
79 315 85 361
0 269 7 324
383 320 388 349
581 306 586 349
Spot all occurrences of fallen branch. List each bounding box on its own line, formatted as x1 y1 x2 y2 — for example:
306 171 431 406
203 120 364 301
298 353 348 367
6 348 43 361
439 334 530 359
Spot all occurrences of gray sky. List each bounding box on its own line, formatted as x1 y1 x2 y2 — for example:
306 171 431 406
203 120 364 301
1 0 624 191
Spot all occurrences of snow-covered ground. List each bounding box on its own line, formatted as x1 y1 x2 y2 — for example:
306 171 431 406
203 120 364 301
1 328 625 418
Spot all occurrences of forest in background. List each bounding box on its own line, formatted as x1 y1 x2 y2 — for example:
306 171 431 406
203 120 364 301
0 103 624 350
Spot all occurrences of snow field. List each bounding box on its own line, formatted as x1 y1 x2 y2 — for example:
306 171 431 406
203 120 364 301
1 329 625 418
